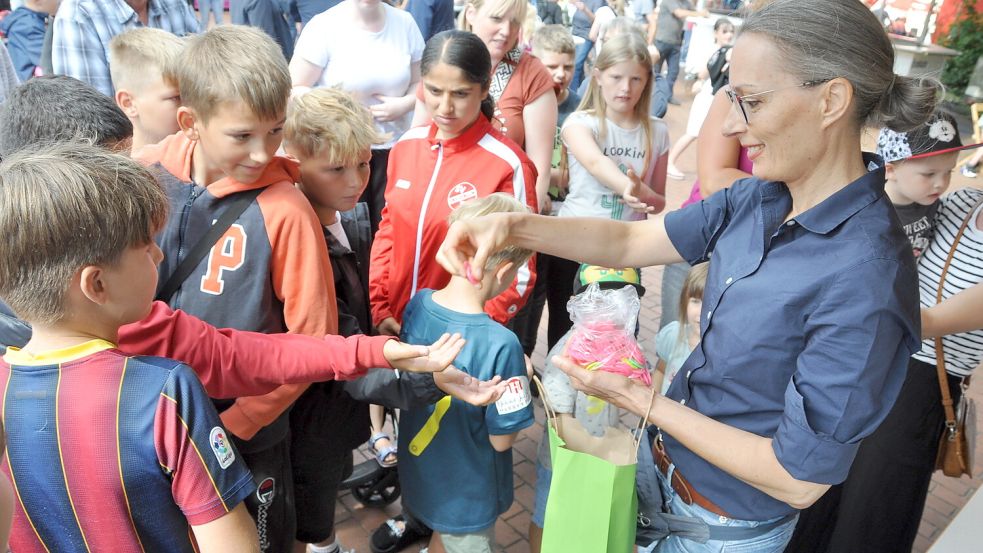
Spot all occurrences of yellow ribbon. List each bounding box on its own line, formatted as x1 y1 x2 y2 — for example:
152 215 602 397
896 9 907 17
408 396 452 456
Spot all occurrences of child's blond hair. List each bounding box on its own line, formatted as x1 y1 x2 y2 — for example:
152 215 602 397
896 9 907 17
176 25 290 123
0 142 168 325
577 32 654 174
531 24 575 57
460 0 529 34
677 262 709 342
448 193 532 270
108 28 185 93
284 88 385 165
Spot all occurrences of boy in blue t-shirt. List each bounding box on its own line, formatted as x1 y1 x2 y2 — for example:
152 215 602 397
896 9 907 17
397 193 536 553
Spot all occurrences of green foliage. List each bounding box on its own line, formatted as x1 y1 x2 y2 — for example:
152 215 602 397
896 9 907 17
941 4 983 95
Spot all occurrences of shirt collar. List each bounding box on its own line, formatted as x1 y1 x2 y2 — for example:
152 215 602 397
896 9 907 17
427 116 493 154
111 0 161 25
3 339 116 366
785 153 886 235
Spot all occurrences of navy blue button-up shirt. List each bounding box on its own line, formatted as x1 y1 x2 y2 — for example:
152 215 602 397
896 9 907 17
662 155 920 521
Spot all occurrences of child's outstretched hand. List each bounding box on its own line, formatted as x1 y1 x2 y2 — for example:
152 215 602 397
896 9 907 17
383 333 465 373
434 367 508 406
622 169 662 214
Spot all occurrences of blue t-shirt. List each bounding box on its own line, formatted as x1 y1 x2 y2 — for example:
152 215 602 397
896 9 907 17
397 290 535 533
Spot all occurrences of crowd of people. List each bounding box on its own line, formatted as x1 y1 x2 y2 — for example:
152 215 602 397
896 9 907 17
0 0 981 552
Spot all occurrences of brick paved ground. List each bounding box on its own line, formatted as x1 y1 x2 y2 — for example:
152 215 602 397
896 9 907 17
326 81 983 553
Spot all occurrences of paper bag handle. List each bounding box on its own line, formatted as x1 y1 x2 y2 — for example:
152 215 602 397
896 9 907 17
534 374 657 453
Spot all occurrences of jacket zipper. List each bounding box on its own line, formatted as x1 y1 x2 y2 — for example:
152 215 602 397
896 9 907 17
173 183 204 307
411 143 443 297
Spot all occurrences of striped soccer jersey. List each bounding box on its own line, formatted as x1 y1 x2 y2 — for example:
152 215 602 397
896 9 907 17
1 340 255 552
913 187 983 377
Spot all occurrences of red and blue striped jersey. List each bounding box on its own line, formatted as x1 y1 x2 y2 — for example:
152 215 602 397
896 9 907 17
0 340 255 552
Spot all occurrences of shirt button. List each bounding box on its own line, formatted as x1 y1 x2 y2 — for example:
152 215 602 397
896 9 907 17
787 220 797 226
706 310 712 319
725 277 733 285
686 371 692 379
680 399 686 406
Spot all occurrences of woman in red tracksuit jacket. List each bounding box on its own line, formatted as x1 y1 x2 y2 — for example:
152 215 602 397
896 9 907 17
370 29 539 337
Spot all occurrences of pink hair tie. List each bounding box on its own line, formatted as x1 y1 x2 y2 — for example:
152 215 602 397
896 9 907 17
566 321 652 386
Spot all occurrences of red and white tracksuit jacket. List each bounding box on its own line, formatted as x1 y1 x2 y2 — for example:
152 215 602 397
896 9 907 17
370 117 539 326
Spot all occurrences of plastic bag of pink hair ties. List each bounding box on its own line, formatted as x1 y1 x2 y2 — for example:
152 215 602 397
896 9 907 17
564 283 652 386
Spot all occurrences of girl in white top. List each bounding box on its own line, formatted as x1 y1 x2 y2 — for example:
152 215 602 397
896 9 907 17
559 31 669 222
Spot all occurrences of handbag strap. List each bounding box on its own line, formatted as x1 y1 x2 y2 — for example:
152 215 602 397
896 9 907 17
934 196 983 429
155 187 263 303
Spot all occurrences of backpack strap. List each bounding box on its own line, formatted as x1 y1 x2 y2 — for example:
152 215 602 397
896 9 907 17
155 188 263 303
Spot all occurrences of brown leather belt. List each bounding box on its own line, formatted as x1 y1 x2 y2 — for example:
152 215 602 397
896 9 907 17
653 437 732 519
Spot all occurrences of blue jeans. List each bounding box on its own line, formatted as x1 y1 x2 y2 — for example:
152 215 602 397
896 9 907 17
572 39 594 91
648 467 797 552
654 41 682 99
199 0 224 27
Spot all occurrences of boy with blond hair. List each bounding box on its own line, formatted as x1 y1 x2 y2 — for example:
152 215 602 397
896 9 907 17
135 25 337 553
283 87 383 553
531 24 580 125
108 28 185 153
398 193 536 553
0 142 260 552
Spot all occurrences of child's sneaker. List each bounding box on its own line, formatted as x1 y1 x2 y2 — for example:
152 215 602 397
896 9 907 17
962 164 979 178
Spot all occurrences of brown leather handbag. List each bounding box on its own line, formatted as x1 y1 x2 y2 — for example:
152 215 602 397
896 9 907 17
933 198 982 478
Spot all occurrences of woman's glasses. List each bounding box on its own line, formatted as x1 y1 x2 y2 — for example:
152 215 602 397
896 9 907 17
724 79 832 124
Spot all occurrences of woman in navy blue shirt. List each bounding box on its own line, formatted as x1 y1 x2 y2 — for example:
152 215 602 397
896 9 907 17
436 0 939 550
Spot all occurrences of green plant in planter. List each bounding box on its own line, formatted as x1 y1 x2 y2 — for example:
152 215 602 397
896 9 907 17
940 3 983 96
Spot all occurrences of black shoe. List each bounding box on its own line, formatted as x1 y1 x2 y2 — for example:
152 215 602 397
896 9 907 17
667 96 681 105
370 514 432 553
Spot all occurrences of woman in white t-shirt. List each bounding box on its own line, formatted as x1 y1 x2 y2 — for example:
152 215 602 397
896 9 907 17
289 0 426 233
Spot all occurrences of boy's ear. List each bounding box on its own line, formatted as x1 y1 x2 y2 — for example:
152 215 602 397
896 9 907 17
494 261 516 284
115 89 138 119
884 161 897 181
77 265 110 306
176 106 200 141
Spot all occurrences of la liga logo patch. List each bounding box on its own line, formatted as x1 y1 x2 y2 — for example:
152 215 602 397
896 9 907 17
210 426 235 469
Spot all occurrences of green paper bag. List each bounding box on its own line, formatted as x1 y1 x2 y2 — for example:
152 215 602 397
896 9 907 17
536 376 647 553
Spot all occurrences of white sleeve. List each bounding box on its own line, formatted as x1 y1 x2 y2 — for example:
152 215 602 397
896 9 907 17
292 14 333 68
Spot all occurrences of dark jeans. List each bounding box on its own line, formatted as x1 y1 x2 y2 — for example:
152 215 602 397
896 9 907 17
786 357 964 553
508 253 575 356
572 39 594 92
240 437 297 553
362 148 390 237
654 40 682 99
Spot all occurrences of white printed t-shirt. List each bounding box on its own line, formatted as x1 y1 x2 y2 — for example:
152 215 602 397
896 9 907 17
558 111 670 221
293 2 425 149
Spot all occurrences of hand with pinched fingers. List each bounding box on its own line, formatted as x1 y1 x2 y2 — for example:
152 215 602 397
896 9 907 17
436 213 513 288
383 333 466 373
434 367 508 406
